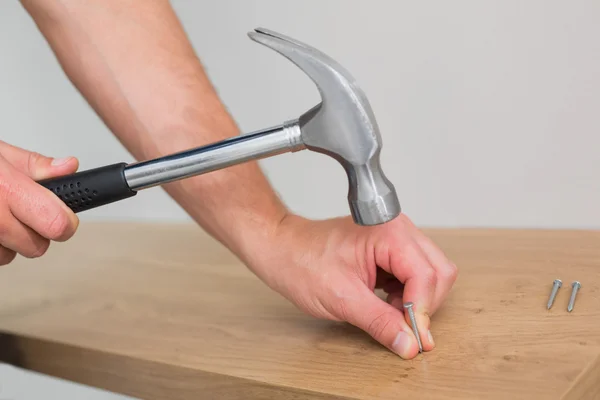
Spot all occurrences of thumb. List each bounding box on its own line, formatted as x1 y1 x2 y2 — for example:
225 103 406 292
0 141 78 181
342 286 419 359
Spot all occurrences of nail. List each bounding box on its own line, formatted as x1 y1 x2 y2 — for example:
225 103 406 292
403 302 423 353
51 157 72 166
427 330 434 346
392 331 412 358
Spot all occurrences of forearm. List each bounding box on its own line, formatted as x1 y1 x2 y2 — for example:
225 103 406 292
21 0 288 264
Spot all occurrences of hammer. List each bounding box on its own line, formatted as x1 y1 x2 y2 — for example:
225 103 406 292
38 28 401 226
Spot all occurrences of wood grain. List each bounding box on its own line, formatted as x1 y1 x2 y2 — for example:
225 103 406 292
562 355 600 400
0 223 599 399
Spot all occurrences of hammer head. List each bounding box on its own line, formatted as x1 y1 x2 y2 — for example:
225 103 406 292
248 28 400 225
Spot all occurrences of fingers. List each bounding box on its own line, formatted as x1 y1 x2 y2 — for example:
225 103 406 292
0 161 79 243
0 145 79 268
0 210 50 258
343 285 419 359
0 245 17 266
409 227 458 313
0 140 78 180
386 240 437 352
373 215 458 353
7 179 79 242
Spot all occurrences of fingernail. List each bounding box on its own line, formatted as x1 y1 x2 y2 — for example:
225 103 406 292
392 331 412 358
428 330 435 346
51 157 71 166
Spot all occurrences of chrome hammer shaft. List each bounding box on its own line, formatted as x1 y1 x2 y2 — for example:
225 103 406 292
124 121 303 190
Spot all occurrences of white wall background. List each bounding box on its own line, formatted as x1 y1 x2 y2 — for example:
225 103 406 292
1 0 600 229
0 364 133 400
1 0 600 398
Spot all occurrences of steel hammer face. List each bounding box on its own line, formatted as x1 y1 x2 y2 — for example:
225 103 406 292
249 28 401 225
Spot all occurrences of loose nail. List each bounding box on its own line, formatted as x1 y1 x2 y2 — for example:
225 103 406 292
51 157 72 166
392 331 412 358
428 330 435 346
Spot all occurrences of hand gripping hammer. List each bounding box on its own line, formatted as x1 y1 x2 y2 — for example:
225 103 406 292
39 28 401 226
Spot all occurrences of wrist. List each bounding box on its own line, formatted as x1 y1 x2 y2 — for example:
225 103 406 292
230 203 292 269
235 209 298 270
241 213 326 284
237 211 303 288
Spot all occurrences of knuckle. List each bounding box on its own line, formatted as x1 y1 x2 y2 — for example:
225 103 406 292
26 151 43 175
45 211 72 240
402 241 420 257
0 220 9 241
441 262 459 282
398 241 424 268
0 210 16 244
423 266 438 288
336 298 351 322
0 172 14 197
367 311 395 341
28 240 50 259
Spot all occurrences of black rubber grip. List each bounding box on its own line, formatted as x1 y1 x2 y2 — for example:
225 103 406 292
37 162 137 213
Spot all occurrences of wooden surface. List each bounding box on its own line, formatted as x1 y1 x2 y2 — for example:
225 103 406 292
0 223 599 399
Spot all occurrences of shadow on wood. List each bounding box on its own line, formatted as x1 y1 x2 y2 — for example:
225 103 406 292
0 332 24 366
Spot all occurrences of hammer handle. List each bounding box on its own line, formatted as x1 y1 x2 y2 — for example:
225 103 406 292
36 122 301 214
37 162 137 213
